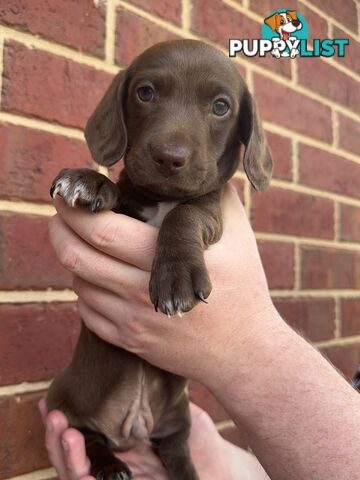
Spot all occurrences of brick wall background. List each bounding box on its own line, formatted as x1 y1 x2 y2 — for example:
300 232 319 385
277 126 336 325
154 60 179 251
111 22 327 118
0 0 359 478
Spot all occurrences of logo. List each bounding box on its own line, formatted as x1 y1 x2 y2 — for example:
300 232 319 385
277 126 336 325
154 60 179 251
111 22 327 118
229 9 349 59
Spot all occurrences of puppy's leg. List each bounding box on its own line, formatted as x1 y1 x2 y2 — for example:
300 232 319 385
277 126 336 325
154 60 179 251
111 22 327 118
80 428 132 480
152 397 198 480
50 168 120 212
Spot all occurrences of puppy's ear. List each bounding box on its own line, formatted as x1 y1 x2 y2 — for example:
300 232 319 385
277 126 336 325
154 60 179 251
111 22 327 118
286 10 298 21
264 13 280 31
238 88 272 191
85 70 127 166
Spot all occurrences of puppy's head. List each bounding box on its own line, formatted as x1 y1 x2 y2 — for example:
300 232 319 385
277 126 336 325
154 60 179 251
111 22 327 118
85 40 272 199
265 11 302 36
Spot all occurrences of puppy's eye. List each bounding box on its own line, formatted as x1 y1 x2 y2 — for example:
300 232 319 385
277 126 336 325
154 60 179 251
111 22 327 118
280 18 285 25
212 99 230 117
137 86 154 102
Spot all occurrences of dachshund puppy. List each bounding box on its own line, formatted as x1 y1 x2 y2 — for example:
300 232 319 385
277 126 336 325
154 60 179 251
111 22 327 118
47 39 272 479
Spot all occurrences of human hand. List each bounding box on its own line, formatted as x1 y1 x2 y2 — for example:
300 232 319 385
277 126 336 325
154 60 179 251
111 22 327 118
49 183 279 388
39 399 240 480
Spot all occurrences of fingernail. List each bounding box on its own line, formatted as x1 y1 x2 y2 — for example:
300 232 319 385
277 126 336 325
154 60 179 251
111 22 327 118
62 441 68 451
47 420 53 433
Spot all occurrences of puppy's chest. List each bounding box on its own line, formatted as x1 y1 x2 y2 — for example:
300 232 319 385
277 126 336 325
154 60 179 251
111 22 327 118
140 201 179 227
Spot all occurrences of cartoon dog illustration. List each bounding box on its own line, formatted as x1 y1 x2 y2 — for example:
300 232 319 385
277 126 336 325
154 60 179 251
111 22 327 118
264 10 303 58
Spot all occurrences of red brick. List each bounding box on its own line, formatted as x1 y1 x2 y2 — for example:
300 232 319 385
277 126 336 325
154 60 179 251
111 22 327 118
0 303 79 386
321 343 360 380
2 41 113 129
333 27 360 74
298 60 360 114
341 299 360 336
0 391 49 478
338 114 360 156
250 1 328 41
219 425 249 450
191 0 291 78
0 123 93 202
299 144 360 199
115 9 179 66
266 132 292 180
340 204 360 242
274 297 335 341
309 0 357 33
254 74 332 142
189 381 230 422
0 213 72 289
0 0 106 57
127 0 182 25
301 246 360 289
251 187 334 238
257 240 295 289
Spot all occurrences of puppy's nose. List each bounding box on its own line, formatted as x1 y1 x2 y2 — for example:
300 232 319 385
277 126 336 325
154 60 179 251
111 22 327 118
151 144 190 175
292 19 300 27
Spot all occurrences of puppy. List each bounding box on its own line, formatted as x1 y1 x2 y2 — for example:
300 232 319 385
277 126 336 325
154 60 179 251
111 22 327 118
265 10 303 58
47 39 272 479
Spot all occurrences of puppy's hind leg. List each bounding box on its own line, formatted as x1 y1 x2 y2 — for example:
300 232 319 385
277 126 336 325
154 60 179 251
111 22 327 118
80 428 132 480
151 397 199 480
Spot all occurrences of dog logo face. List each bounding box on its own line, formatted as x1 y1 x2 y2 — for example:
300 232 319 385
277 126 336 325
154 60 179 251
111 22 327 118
262 9 308 58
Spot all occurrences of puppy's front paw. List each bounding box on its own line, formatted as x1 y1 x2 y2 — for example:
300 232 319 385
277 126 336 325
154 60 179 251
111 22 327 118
93 462 132 480
149 257 212 317
50 168 119 212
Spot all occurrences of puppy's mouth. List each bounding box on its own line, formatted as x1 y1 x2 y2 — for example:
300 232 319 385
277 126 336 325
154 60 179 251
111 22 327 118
282 30 290 41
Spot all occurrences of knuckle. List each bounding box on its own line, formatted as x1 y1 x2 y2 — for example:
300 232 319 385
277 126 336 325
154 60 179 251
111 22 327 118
58 242 79 271
90 220 117 248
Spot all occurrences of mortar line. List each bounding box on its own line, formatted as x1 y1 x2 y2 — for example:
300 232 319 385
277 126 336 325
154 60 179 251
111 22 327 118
334 296 341 338
105 0 117 64
262 121 360 165
255 231 360 252
2 468 55 480
0 26 119 74
0 380 51 397
294 242 301 290
181 0 192 32
291 139 299 183
0 112 84 140
271 289 360 298
235 172 360 208
314 334 360 349
0 290 77 303
0 200 55 216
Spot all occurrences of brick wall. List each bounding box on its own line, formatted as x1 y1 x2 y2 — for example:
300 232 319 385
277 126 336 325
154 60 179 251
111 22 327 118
0 1 359 478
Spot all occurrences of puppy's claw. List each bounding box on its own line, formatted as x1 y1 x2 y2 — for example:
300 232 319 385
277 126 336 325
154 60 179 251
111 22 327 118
92 198 102 213
196 291 208 304
51 184 61 199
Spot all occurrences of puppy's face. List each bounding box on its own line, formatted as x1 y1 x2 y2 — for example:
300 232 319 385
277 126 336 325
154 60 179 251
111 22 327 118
85 40 272 199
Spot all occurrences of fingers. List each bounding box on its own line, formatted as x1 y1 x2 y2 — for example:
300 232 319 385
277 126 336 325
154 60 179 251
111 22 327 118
77 299 122 347
53 197 158 271
61 428 91 480
49 215 149 296
45 410 70 480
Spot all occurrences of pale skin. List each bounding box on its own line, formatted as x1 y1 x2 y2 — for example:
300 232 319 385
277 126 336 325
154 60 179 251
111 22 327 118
42 184 360 480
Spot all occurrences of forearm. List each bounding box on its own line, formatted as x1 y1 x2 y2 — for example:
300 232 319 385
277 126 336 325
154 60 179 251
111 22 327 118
209 307 360 480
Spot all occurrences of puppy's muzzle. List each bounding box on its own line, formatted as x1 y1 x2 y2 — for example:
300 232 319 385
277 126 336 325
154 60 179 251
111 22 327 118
151 144 190 177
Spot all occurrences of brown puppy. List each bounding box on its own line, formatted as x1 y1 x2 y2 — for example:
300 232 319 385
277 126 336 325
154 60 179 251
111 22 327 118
47 39 272 479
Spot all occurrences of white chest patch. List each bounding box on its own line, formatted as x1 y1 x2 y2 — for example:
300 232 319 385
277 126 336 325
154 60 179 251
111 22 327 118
141 201 178 228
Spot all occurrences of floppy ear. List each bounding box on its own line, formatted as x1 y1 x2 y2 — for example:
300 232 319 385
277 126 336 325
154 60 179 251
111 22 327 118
85 70 127 166
287 10 298 21
264 13 280 31
238 88 273 191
